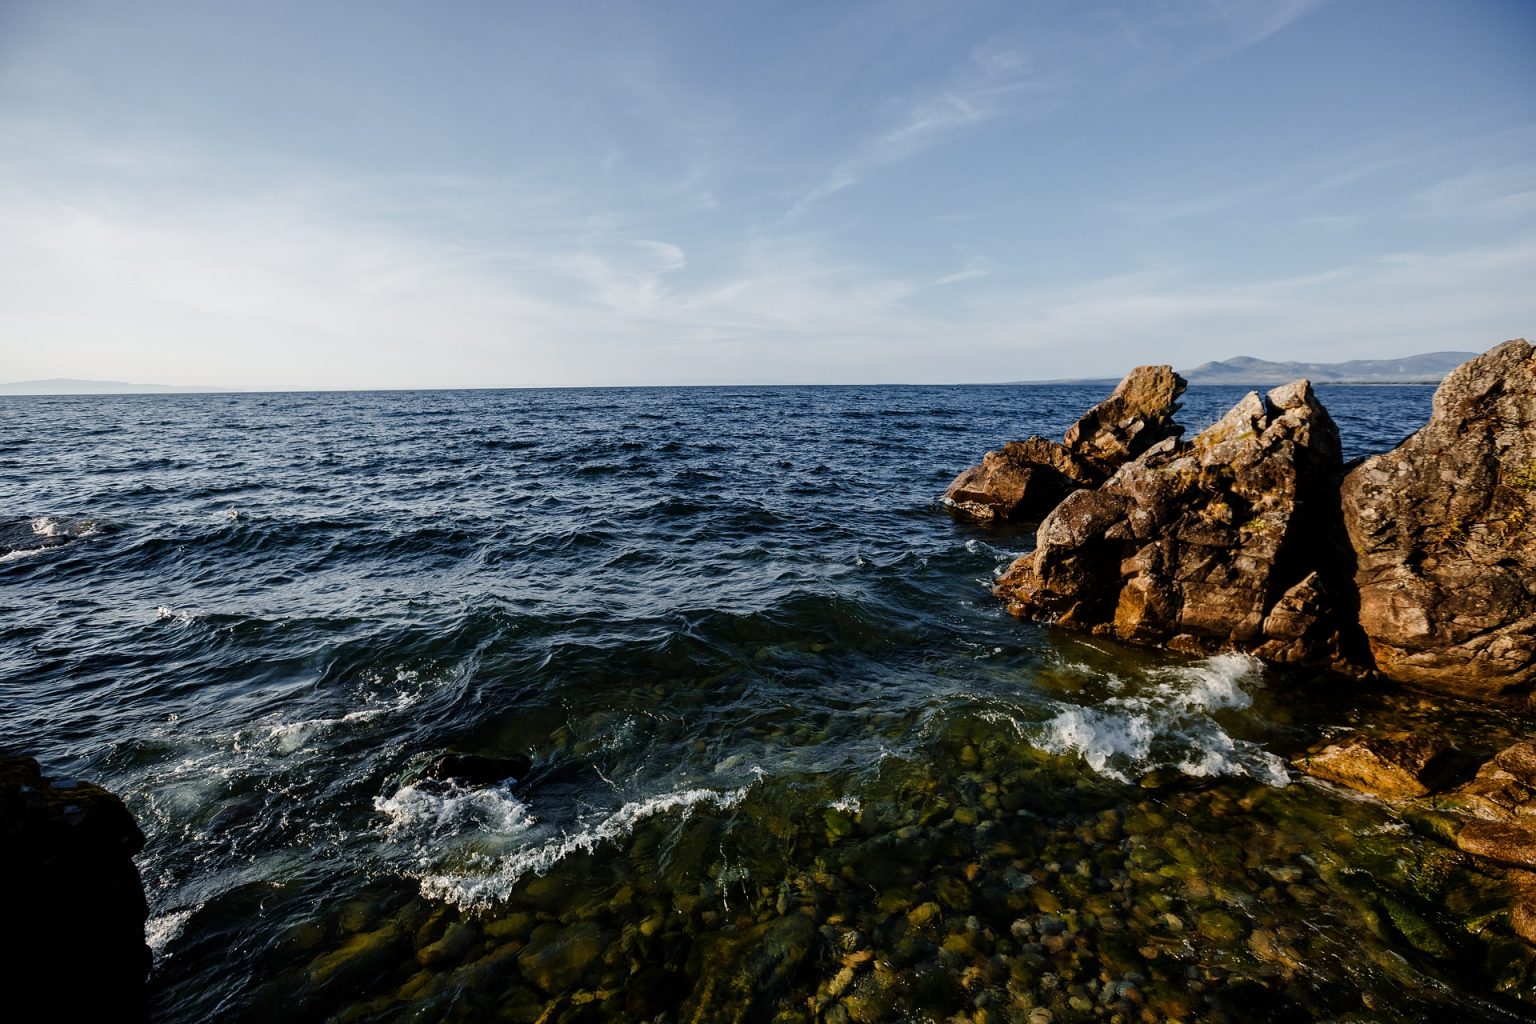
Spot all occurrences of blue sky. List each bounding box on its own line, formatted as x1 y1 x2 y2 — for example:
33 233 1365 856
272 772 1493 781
2 0 1533 388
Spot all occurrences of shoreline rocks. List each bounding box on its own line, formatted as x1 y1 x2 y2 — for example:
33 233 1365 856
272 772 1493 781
1 756 151 1021
1342 339 1536 696
943 366 1186 524
953 340 1534 695
994 379 1366 672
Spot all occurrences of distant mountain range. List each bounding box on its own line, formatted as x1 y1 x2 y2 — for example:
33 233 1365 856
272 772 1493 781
1179 352 1476 385
0 378 231 395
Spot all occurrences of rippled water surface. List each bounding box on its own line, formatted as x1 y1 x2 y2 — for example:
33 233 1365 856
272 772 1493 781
9 382 1535 1022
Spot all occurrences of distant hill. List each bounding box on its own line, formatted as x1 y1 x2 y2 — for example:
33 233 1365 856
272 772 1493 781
1180 352 1475 386
0 378 231 395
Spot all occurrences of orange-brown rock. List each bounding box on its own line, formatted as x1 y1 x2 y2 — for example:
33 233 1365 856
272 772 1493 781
1457 819 1536 870
1439 739 1536 822
1341 339 1536 695
1293 732 1457 801
943 366 1185 524
996 379 1365 669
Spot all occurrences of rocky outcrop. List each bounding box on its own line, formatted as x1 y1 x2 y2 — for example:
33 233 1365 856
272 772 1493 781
995 379 1363 669
1 756 151 1021
943 366 1186 523
1341 339 1536 696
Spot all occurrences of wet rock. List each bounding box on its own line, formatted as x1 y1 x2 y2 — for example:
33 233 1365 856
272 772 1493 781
417 920 478 966
516 920 604 992
1446 739 1536 820
678 913 815 1024
1 756 151 1022
1342 340 1536 694
1457 820 1536 870
1294 731 1458 801
943 366 1185 524
309 922 407 989
996 379 1360 669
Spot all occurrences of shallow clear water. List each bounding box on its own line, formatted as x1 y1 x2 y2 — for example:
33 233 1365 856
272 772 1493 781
8 382 1535 1022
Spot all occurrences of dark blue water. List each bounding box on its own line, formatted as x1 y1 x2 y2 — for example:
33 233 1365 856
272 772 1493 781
10 382 1531 1023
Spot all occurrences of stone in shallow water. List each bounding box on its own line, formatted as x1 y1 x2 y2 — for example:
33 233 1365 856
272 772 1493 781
1457 820 1536 870
1443 739 1536 821
516 920 604 993
1293 732 1457 801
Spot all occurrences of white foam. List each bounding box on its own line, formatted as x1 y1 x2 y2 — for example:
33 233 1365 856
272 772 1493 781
146 909 195 955
376 783 534 837
829 795 861 814
155 606 204 623
0 546 49 563
1033 654 1289 786
31 516 62 537
407 782 753 909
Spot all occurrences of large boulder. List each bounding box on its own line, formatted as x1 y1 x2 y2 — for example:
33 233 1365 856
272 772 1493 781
995 380 1364 669
1 756 151 1021
1341 339 1536 696
944 366 1186 523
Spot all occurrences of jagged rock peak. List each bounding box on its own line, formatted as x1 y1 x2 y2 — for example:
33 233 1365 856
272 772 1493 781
943 364 1187 525
1063 364 1187 469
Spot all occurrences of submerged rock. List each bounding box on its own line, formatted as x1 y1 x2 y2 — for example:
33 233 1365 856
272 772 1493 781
420 751 533 786
995 379 1362 670
943 366 1185 524
0 756 151 1021
1341 339 1536 695
1294 732 1458 801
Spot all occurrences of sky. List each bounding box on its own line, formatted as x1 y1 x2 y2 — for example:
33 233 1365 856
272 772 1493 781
1 0 1534 389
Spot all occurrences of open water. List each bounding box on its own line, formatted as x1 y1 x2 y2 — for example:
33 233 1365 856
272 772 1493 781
7 382 1535 1022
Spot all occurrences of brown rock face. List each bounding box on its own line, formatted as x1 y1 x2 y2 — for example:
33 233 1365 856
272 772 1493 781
944 366 1186 523
1293 732 1458 801
943 438 1101 523
1063 364 1187 470
1 756 151 1021
1342 340 1536 695
1458 819 1536 870
1441 739 1536 822
996 379 1363 669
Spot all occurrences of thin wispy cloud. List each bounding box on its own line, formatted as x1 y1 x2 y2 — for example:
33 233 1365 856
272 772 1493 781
0 1 1532 387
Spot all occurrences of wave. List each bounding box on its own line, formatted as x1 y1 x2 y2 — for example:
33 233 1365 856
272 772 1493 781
395 780 756 910
1030 653 1289 786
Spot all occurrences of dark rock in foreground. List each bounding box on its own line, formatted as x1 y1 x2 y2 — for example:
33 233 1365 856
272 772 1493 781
1 756 151 1021
1341 339 1536 696
944 365 1186 523
995 379 1363 670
